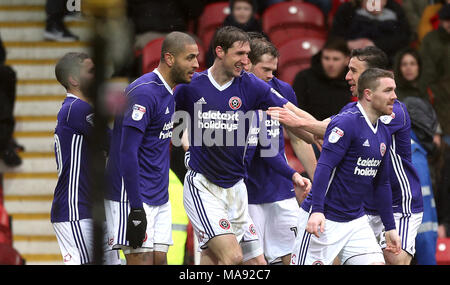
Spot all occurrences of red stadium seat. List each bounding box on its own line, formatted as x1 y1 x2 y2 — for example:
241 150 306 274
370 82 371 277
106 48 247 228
277 37 325 85
436 238 450 265
262 2 327 47
197 2 230 49
142 37 206 74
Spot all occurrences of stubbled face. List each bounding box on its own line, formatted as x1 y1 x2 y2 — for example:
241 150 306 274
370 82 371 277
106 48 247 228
369 77 397 116
170 44 200 84
345 57 367 96
251 54 278 82
400 53 419 82
220 41 251 78
321 49 349 79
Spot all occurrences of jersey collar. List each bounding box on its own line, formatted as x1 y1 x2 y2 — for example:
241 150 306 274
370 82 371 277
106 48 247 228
66 93 79 99
207 68 234 91
153 68 173 95
356 102 378 134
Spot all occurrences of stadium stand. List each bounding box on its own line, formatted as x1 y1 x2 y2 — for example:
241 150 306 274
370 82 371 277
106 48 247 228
196 2 230 52
277 36 326 85
262 1 327 47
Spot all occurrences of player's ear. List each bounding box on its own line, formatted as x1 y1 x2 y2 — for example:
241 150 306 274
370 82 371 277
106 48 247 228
215 46 225 60
363 88 372 101
67 75 79 88
164 52 175 67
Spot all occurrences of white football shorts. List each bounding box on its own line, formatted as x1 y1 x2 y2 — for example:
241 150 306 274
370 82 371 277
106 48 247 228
367 212 423 256
104 199 173 255
248 197 301 264
53 218 120 265
183 169 257 251
291 208 384 265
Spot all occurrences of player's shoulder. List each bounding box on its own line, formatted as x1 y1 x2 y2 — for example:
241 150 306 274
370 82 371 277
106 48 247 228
240 71 268 87
331 102 361 123
270 77 296 102
125 71 166 98
60 96 93 124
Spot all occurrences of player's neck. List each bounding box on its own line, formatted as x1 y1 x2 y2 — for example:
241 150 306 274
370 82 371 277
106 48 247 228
67 89 90 104
156 65 177 90
359 100 380 125
210 62 234 86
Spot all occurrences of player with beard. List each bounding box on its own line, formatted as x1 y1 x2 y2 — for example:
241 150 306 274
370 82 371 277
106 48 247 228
291 68 401 265
270 47 424 265
104 32 200 265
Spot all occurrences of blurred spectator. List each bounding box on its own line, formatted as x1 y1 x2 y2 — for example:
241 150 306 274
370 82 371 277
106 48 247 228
404 96 439 265
419 3 450 137
402 0 431 42
292 37 351 122
393 47 428 101
329 0 411 67
127 0 205 50
0 36 23 167
417 0 450 43
419 3 450 239
44 0 79 42
205 0 263 67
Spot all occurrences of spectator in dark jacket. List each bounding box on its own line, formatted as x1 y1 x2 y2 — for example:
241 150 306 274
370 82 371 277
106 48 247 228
205 0 263 67
292 38 351 122
330 0 411 67
128 0 205 50
393 47 428 101
0 37 23 167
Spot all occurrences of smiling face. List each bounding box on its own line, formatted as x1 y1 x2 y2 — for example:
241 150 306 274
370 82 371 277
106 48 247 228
346 57 368 96
170 43 200 84
217 40 251 78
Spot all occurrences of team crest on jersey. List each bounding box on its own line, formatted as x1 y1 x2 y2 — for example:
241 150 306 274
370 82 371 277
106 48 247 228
228 96 242 110
380 142 387 157
132 104 146 121
219 219 231 230
249 224 257 235
328 127 344 143
312 260 324 265
63 253 72 263
380 112 395 125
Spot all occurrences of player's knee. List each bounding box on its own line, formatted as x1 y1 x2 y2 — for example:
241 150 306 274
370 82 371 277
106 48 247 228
220 251 243 265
